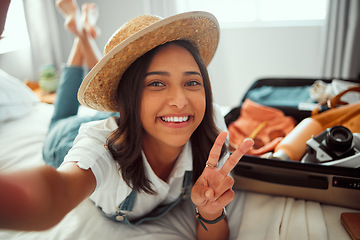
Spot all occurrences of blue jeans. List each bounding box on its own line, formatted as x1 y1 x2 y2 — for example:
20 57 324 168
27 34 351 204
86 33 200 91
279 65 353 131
42 66 115 168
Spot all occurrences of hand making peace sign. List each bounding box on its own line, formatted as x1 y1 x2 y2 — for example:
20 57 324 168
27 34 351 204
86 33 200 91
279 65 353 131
191 131 254 216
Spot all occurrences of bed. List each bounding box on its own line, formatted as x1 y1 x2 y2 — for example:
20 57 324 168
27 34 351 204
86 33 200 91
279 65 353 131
0 69 357 240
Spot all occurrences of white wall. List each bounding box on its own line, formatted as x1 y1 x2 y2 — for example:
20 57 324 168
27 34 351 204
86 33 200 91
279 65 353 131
209 25 324 108
0 1 324 108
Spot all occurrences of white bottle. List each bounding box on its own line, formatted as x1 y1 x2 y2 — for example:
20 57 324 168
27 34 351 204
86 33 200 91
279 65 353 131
272 118 324 161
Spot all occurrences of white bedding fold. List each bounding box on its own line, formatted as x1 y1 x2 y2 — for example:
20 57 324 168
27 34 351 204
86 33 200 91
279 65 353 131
237 192 353 240
237 192 286 240
279 199 327 240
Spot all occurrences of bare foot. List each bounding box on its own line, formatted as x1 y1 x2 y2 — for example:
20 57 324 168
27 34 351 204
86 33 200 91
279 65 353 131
81 3 100 39
56 0 80 35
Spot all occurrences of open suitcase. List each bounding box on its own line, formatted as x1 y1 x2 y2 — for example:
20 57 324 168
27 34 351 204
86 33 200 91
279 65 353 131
226 77 360 210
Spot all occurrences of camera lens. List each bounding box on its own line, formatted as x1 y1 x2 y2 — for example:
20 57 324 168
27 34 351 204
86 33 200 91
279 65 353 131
325 125 353 151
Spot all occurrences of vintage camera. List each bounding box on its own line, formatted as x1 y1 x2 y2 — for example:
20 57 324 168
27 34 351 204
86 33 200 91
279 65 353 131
302 125 360 165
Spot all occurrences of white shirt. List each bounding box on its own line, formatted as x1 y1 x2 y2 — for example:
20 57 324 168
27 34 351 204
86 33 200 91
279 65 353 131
62 103 228 220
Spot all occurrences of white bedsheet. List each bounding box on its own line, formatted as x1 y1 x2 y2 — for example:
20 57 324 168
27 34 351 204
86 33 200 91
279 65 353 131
0 102 356 240
0 103 53 171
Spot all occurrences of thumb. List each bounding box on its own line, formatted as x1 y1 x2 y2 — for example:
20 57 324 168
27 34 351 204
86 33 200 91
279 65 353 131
204 188 214 199
192 186 214 206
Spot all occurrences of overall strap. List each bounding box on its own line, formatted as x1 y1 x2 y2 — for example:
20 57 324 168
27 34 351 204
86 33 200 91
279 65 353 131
104 170 193 225
130 170 193 225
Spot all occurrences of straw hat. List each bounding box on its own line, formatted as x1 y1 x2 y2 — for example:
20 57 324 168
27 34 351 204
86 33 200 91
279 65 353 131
78 11 220 112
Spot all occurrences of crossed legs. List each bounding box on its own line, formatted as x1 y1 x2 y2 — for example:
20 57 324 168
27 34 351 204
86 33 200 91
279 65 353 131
56 0 101 69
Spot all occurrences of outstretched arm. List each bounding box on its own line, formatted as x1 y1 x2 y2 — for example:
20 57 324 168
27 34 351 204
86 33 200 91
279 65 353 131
0 162 96 231
191 131 254 240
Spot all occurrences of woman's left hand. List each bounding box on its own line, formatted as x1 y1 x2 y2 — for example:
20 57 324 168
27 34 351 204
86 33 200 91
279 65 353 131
191 131 254 216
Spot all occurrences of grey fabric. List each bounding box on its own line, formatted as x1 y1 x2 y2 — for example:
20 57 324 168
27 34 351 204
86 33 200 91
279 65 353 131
322 0 360 80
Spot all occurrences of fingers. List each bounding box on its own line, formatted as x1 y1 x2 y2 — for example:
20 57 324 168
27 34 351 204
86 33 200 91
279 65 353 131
217 188 235 207
192 133 253 210
220 138 254 176
193 174 234 201
192 182 233 208
203 187 234 209
207 131 228 168
191 185 214 207
213 175 234 200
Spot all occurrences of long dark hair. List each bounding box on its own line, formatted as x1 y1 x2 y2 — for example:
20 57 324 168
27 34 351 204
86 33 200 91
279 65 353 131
107 40 226 194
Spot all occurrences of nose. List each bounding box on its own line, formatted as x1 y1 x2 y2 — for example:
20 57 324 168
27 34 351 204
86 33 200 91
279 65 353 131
168 86 188 109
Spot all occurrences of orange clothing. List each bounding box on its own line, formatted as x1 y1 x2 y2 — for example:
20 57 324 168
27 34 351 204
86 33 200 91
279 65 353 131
228 99 296 156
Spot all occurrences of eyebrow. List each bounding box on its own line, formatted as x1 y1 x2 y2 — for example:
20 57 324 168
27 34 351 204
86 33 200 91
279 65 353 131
145 71 201 77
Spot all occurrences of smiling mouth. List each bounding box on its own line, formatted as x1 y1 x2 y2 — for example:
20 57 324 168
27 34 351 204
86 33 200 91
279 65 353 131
161 116 190 123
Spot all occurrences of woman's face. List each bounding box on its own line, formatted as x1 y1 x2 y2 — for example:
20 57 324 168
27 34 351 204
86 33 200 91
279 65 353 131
140 44 206 150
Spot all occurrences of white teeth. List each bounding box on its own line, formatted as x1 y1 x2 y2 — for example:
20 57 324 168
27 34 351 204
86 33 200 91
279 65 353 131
162 116 189 123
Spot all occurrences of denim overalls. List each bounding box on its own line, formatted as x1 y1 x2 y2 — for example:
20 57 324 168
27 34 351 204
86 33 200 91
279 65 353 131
101 171 193 225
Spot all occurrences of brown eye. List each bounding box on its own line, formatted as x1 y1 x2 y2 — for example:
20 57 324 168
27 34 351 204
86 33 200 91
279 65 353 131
185 81 201 87
147 81 165 87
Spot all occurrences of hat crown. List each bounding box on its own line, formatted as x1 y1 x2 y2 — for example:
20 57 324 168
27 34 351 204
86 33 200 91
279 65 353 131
104 15 162 54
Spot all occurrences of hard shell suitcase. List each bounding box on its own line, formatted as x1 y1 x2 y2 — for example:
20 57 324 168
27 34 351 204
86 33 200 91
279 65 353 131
227 77 360 210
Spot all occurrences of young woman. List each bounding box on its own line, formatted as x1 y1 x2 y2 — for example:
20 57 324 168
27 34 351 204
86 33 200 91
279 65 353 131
0 2 254 239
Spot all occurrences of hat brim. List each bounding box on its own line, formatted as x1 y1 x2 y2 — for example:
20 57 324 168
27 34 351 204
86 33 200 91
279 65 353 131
78 11 220 112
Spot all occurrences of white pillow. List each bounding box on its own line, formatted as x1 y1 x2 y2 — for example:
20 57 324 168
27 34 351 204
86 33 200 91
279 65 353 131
0 69 39 122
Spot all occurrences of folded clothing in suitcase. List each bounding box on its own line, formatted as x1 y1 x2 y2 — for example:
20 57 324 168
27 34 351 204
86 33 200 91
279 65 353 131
227 77 360 210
